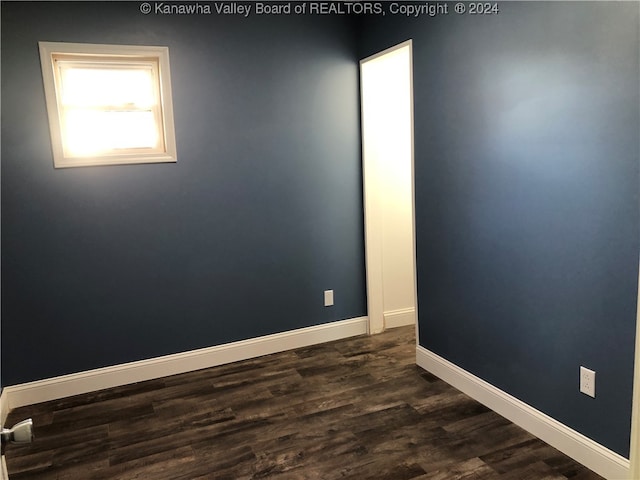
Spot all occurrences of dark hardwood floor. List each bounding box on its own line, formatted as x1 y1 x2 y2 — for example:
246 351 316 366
5 326 604 479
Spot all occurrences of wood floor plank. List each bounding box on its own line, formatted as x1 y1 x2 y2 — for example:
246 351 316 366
497 460 567 480
4 326 604 479
103 446 196 480
420 457 498 480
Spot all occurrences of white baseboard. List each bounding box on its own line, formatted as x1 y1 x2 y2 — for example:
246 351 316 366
0 390 6 480
0 390 7 480
384 307 415 328
1 456 7 480
0 389 8 428
4 317 368 411
416 346 630 480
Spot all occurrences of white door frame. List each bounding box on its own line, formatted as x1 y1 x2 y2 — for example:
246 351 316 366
360 40 416 335
629 267 640 478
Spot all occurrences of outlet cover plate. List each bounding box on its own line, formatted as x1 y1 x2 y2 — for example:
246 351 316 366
324 290 334 307
580 366 596 398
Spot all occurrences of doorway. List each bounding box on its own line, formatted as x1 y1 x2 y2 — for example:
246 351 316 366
360 41 416 335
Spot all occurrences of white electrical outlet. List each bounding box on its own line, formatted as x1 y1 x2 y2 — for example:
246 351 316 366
580 366 596 398
324 290 334 307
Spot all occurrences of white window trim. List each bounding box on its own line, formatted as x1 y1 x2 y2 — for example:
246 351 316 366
39 42 177 168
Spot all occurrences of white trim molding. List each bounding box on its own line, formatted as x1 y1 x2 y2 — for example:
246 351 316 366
0 389 8 428
4 317 368 411
1 456 8 480
629 262 640 480
360 39 414 337
0 389 8 480
416 346 630 480
384 307 416 329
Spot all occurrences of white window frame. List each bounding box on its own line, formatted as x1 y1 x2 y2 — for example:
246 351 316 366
39 42 177 168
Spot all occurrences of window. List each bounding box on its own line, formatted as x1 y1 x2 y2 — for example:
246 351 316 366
39 42 177 168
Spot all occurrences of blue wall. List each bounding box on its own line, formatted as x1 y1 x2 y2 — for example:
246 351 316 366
1 2 366 385
360 2 639 458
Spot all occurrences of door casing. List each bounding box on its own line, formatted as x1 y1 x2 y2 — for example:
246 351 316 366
360 40 417 336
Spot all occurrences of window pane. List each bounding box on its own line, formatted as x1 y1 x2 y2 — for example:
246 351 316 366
59 65 156 109
63 110 159 156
